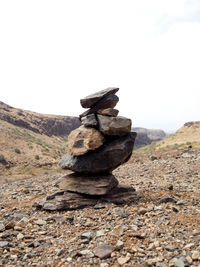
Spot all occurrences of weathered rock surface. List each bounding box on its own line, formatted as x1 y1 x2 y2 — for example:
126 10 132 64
59 132 137 173
79 94 119 119
35 184 138 211
97 108 119 117
80 87 119 108
80 114 98 127
67 125 104 156
55 173 118 195
97 115 131 136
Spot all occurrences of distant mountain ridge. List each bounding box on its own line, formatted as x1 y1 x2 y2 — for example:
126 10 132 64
133 127 166 148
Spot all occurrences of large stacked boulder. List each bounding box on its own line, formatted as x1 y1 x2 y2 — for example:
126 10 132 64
35 88 138 211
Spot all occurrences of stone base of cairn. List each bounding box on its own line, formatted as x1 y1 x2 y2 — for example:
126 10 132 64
35 88 138 211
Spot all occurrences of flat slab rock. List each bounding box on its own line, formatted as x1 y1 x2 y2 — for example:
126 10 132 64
59 132 137 173
97 108 119 117
67 125 104 156
34 184 139 211
97 115 132 136
79 94 119 119
55 173 118 195
80 87 119 108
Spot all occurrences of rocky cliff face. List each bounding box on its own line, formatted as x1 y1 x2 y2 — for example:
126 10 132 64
0 101 81 136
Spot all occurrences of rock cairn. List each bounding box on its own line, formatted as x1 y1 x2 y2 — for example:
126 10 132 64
36 88 138 211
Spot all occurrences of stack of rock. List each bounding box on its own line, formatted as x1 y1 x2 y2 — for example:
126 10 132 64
35 88 138 211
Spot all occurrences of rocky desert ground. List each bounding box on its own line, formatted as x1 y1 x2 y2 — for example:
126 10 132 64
0 146 200 267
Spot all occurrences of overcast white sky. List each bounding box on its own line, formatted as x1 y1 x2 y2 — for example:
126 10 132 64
0 0 200 132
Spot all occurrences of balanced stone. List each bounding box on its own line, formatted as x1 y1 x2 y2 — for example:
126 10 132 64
59 132 136 173
81 114 98 127
80 87 119 108
56 173 118 195
97 108 119 117
67 125 104 156
34 87 138 212
79 94 119 119
97 115 131 136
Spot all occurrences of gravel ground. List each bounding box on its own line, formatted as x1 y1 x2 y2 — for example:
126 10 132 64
0 147 200 267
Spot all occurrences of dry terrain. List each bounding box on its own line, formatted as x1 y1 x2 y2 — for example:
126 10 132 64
0 119 68 177
0 102 200 266
0 147 200 266
138 122 200 153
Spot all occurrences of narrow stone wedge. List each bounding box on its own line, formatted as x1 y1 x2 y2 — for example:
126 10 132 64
97 108 119 117
80 87 119 108
79 94 119 119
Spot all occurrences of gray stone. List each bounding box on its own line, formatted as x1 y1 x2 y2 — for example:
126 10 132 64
81 114 98 127
0 223 5 232
97 115 131 136
96 230 105 237
115 240 124 250
0 241 9 248
149 155 157 161
93 244 113 259
81 231 94 240
80 87 119 108
177 200 186 205
56 173 118 195
67 125 104 156
35 219 47 226
59 132 136 173
159 197 177 204
78 249 94 258
79 94 119 119
165 244 177 251
182 153 192 158
169 258 185 267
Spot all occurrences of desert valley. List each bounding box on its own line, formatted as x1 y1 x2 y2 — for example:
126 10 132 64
0 93 200 267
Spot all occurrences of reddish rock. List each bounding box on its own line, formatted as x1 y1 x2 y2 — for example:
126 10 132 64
97 108 119 117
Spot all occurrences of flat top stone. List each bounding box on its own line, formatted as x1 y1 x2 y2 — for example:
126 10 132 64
80 87 119 108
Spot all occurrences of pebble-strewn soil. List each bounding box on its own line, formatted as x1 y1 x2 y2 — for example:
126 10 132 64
0 148 200 267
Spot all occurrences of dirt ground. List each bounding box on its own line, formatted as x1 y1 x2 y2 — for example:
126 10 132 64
0 147 200 266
